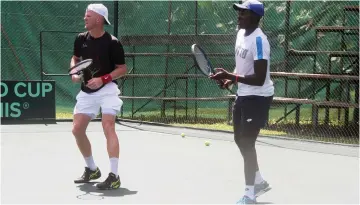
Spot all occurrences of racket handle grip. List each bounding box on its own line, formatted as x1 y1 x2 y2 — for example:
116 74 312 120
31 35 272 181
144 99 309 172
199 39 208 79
215 79 224 85
215 80 226 89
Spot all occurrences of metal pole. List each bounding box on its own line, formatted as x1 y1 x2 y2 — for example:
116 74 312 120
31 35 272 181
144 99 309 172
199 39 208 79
161 0 173 118
354 83 359 124
284 0 291 71
194 0 198 122
131 46 135 118
195 0 198 35
114 1 119 37
40 31 43 81
39 31 44 122
283 1 291 121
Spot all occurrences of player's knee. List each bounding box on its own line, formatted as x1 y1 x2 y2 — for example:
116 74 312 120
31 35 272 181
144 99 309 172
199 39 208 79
102 120 116 137
234 132 256 150
72 124 86 138
102 121 114 131
72 113 92 137
235 136 249 150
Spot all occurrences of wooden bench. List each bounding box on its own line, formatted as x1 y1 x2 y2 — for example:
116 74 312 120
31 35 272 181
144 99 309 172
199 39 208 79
124 52 233 57
118 95 359 128
315 26 359 33
123 72 359 81
288 49 359 58
344 6 359 11
223 96 358 127
119 72 358 125
120 34 236 46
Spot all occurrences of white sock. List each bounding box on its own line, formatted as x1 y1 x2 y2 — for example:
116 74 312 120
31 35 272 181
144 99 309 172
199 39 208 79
255 171 264 184
110 157 119 176
244 185 255 200
84 156 97 171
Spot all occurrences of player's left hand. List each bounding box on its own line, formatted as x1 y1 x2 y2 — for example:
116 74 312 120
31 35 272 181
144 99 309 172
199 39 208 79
86 77 103 90
210 68 232 80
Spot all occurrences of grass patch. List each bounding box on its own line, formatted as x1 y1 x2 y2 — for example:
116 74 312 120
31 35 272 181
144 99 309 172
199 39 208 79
56 106 73 119
54 105 358 144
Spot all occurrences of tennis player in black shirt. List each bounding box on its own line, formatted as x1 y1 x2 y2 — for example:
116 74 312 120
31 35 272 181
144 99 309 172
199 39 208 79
70 3 127 190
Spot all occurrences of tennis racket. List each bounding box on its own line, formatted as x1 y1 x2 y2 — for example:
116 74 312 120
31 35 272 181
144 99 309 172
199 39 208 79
191 44 235 94
68 59 93 82
68 59 93 76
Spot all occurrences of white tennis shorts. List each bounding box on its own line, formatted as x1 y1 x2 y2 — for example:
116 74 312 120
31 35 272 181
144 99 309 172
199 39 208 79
73 82 123 119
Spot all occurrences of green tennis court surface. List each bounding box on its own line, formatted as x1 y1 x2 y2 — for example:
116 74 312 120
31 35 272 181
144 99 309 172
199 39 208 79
1 121 358 204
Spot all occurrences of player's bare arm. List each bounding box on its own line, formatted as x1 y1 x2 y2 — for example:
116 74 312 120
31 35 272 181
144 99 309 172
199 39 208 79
70 55 80 67
110 64 127 80
71 55 82 83
210 59 267 87
235 59 267 86
86 64 127 90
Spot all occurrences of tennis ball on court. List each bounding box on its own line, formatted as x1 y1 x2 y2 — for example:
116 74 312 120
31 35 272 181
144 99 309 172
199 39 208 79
205 141 210 146
181 133 186 137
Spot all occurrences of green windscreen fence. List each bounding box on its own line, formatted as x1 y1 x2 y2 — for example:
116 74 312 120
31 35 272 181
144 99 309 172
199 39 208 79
1 1 359 140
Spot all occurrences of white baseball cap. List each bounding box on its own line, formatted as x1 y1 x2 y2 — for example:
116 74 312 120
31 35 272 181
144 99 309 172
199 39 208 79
86 3 111 25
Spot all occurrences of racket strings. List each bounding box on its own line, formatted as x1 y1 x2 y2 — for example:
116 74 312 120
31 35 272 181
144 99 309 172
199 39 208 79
194 50 212 75
69 60 93 75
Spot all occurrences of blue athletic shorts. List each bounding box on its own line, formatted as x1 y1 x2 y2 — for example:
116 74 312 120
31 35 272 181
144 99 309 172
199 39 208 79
232 95 273 132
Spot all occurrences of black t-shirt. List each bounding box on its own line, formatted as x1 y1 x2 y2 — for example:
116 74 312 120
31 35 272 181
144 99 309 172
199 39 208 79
73 31 125 93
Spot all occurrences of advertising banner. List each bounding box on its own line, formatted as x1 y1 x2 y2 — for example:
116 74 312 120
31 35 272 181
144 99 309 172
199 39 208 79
1 81 56 121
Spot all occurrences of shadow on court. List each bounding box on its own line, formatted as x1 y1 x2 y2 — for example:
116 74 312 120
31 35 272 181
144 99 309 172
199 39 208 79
76 182 138 199
256 202 274 204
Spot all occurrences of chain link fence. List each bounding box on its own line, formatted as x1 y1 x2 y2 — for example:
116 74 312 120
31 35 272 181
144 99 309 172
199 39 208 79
1 1 359 144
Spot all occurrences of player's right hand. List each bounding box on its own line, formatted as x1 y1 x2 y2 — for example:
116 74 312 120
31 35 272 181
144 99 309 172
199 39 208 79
222 79 233 89
216 79 233 89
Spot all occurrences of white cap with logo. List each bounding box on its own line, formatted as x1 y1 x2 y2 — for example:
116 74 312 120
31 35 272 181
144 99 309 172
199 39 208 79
86 3 111 25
